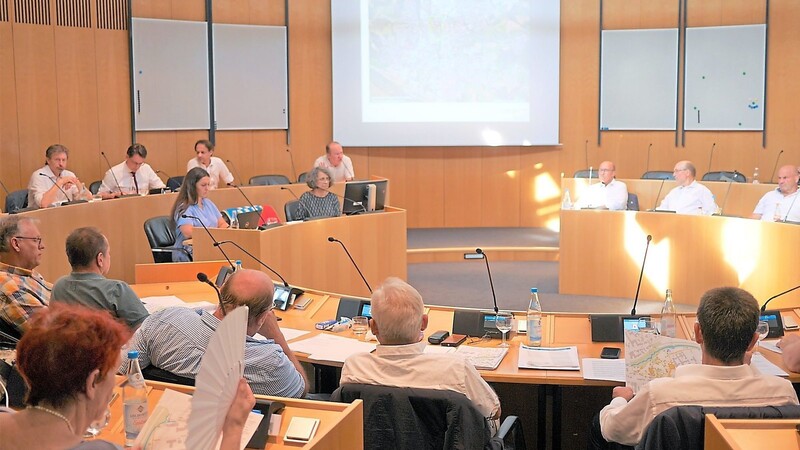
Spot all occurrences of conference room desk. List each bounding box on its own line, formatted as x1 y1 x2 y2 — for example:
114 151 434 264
191 207 407 299
559 209 800 307
95 379 363 449
705 415 800 450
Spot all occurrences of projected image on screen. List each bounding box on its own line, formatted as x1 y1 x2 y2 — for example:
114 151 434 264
364 0 530 123
332 0 560 147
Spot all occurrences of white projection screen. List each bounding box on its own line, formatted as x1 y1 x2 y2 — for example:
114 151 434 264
331 0 560 147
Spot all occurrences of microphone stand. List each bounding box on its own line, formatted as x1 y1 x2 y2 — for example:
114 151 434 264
215 240 290 288
181 213 235 270
101 151 133 197
228 183 264 224
475 248 499 314
761 285 800 312
286 148 298 182
631 235 652 315
280 186 312 219
197 272 226 315
328 237 372 293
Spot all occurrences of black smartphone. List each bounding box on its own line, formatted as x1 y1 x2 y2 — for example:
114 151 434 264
600 347 621 359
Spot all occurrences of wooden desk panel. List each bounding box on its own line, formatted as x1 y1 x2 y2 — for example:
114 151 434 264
705 415 800 450
560 209 800 307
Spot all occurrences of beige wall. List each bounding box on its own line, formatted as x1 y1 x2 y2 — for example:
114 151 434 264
1 0 797 229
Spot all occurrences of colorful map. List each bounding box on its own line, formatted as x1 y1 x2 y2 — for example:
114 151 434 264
623 330 701 392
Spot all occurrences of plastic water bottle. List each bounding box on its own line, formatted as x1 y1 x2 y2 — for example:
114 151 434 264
561 189 572 210
660 289 677 338
235 260 243 271
752 167 760 184
230 211 239 229
123 350 148 446
527 288 542 346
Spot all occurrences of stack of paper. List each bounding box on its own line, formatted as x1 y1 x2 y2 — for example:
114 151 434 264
582 358 626 382
455 346 508 370
288 334 376 363
518 345 580 370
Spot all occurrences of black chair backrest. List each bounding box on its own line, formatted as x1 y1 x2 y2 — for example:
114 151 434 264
88 180 102 195
636 404 800 450
167 176 184 191
143 216 177 263
641 171 675 180
627 193 640 211
249 174 291 186
332 383 492 450
285 200 302 221
574 169 594 178
297 172 308 183
5 189 28 213
142 365 196 386
701 171 746 183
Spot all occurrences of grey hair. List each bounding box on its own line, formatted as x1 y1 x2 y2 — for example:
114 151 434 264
370 277 425 344
306 166 335 190
0 216 37 253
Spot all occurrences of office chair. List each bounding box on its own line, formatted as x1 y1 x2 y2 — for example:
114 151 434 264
167 176 184 191
573 169 595 178
5 189 28 213
641 171 675 180
332 383 525 450
142 365 196 386
636 405 800 450
284 200 303 222
701 171 746 183
143 216 192 263
88 180 102 195
249 174 291 186
297 171 308 183
627 193 640 211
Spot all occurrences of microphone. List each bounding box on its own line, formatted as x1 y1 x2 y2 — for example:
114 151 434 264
181 214 235 270
214 240 292 289
475 248 499 315
584 139 589 169
38 173 85 205
717 180 734 215
783 192 799 223
155 169 171 180
226 159 244 185
328 236 372 293
280 186 312 219
286 148 298 182
323 188 367 215
197 272 226 315
100 151 126 196
769 150 784 183
588 166 593 182
631 235 653 315
227 182 263 225
0 178 9 196
651 179 666 211
761 285 800 312
645 143 652 173
706 142 716 175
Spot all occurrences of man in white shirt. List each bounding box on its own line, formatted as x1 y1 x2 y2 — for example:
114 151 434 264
657 160 717 215
187 139 234 190
98 143 165 198
340 277 501 428
751 165 800 222
574 161 628 210
591 287 798 449
27 144 92 209
314 141 354 182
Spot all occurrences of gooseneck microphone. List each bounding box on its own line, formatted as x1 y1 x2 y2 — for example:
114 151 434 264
761 285 800 312
181 214 235 270
584 139 589 170
280 186 312 219
783 193 799 223
651 179 666 211
286 148 298 182
706 142 716 175
226 159 244 185
227 182 262 223
717 179 734 216
328 236 372 293
100 151 126 195
631 235 652 315
645 143 653 173
0 178 9 196
214 240 290 288
39 173 85 205
770 150 784 183
475 248 499 315
155 169 171 180
197 272 226 315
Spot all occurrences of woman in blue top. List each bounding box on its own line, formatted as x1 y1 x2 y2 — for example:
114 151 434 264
171 167 228 262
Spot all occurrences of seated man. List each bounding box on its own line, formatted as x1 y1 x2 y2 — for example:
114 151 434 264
574 161 628 210
591 287 798 448
751 165 800 222
657 160 717 215
27 144 92 208
340 277 501 428
0 216 51 334
121 269 308 398
52 227 148 330
314 141 355 182
98 143 166 198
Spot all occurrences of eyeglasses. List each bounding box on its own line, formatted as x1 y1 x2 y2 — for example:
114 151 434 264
598 169 614 173
14 236 43 246
466 334 492 345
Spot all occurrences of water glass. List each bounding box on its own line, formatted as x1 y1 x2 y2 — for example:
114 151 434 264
352 316 369 336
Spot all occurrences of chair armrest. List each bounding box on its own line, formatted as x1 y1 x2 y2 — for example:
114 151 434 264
151 247 193 261
494 415 526 449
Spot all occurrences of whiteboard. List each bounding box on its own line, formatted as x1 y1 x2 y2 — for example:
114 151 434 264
132 18 210 131
600 28 679 130
684 24 766 131
213 24 288 130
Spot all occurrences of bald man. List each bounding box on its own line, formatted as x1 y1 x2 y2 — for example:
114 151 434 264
574 161 629 210
658 160 717 215
752 165 800 222
121 269 308 397
314 141 355 182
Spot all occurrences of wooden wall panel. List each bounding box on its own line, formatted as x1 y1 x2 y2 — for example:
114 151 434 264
213 0 284 25
443 148 483 227
520 148 562 228
480 147 521 227
94 29 132 171
0 22 20 208
131 0 204 21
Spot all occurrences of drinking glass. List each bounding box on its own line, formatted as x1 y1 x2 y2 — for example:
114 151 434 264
755 320 769 354
495 312 513 348
352 316 369 337
637 317 659 334
84 408 111 438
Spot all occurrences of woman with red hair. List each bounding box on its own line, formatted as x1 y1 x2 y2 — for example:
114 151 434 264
0 304 255 449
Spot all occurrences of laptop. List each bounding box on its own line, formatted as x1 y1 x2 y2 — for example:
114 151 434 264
236 210 262 229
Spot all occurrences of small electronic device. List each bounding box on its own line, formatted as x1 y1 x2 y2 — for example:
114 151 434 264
273 285 292 311
760 310 786 339
246 399 285 448
441 334 467 347
783 315 799 331
600 347 621 359
215 266 234 287
590 315 646 342
427 330 450 345
293 296 313 310
315 319 338 330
